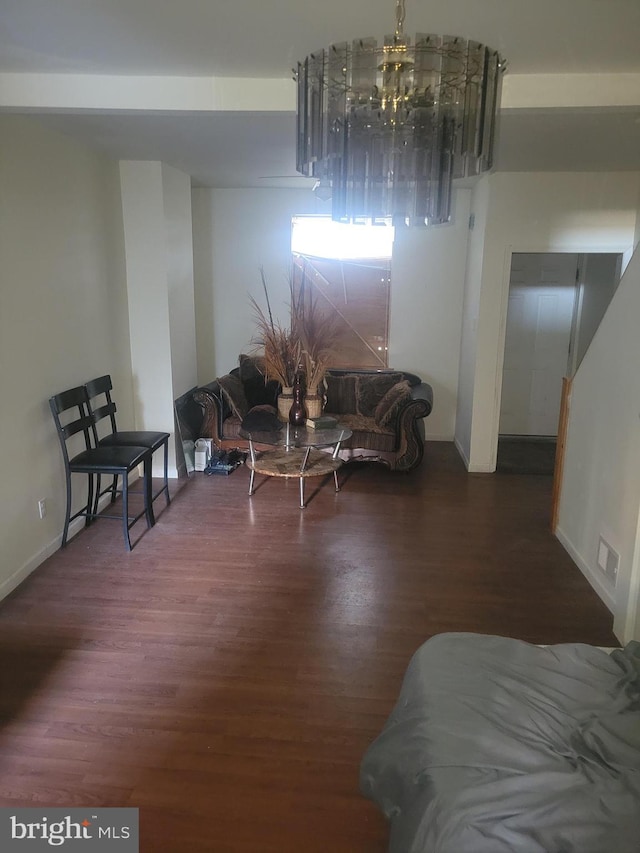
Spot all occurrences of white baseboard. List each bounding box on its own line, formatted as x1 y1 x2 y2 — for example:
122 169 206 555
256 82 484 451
452 437 496 472
555 524 616 613
454 436 470 469
0 479 144 604
0 535 62 603
467 462 496 473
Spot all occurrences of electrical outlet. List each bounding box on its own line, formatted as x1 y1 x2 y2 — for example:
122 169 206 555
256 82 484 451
597 536 619 582
597 540 608 572
38 499 47 519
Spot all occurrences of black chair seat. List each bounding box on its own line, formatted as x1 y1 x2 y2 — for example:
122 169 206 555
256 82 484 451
70 444 150 474
98 430 169 452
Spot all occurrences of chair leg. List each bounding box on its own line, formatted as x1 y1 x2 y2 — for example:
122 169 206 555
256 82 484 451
163 438 170 505
92 473 101 520
144 456 155 528
92 473 119 518
86 473 95 527
121 474 132 552
62 467 73 547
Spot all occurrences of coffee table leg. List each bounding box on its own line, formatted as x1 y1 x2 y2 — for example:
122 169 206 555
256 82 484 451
299 447 312 509
332 436 345 492
248 440 256 496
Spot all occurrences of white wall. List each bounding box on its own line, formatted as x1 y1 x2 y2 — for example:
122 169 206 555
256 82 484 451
191 189 216 387
192 187 321 382
0 115 132 599
163 165 198 405
460 171 639 472
574 253 621 369
455 176 491 467
192 187 470 439
557 247 640 642
390 190 470 440
120 161 197 477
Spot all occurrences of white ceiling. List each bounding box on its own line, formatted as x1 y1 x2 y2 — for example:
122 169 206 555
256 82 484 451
3 0 640 76
2 0 640 186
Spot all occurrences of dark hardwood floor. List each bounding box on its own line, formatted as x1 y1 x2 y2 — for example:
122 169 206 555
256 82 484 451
0 443 617 852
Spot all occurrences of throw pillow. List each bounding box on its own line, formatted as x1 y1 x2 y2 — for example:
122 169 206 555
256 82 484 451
355 372 403 417
325 374 359 414
217 374 249 419
240 405 282 433
374 380 412 427
238 353 280 408
238 353 265 382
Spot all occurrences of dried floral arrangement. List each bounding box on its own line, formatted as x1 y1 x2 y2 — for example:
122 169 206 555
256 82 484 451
249 270 300 389
291 275 343 394
250 268 344 393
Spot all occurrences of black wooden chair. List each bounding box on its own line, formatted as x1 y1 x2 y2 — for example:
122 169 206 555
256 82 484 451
85 375 171 521
49 386 154 551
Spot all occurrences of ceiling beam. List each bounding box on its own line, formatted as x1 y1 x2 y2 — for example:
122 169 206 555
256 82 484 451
2 72 640 116
502 73 640 109
0 73 295 112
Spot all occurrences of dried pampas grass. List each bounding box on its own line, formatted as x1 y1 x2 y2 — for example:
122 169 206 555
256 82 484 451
249 270 300 388
250 267 345 392
291 276 343 392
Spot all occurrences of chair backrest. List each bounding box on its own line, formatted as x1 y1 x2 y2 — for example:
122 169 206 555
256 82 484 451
49 386 97 464
85 375 119 436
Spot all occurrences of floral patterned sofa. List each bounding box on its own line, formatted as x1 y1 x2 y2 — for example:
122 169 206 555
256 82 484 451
184 357 433 472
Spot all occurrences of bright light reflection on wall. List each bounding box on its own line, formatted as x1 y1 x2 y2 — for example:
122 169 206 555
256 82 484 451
291 216 394 260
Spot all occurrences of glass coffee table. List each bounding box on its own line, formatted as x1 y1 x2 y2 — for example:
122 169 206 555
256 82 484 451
238 423 352 509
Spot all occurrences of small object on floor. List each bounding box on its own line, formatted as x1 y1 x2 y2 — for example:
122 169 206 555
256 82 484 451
306 415 338 430
204 448 245 476
194 438 213 471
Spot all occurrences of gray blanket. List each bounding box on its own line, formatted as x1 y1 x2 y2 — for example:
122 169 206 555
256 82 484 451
360 633 640 853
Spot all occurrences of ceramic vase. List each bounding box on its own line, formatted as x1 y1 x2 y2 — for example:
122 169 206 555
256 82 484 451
277 386 293 421
288 376 307 426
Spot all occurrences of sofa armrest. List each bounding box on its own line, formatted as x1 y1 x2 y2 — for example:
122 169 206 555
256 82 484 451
193 381 228 442
410 382 433 414
392 382 433 471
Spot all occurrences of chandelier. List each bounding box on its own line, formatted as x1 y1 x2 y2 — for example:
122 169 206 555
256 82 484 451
295 0 506 226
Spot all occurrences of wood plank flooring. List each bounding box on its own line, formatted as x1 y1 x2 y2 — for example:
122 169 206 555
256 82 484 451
0 443 617 852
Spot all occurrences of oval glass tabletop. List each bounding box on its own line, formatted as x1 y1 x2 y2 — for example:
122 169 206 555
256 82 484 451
239 424 352 448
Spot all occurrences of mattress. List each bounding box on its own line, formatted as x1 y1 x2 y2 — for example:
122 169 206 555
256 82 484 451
360 633 640 853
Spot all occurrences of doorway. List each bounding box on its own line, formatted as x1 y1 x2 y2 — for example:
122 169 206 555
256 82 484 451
497 251 622 474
